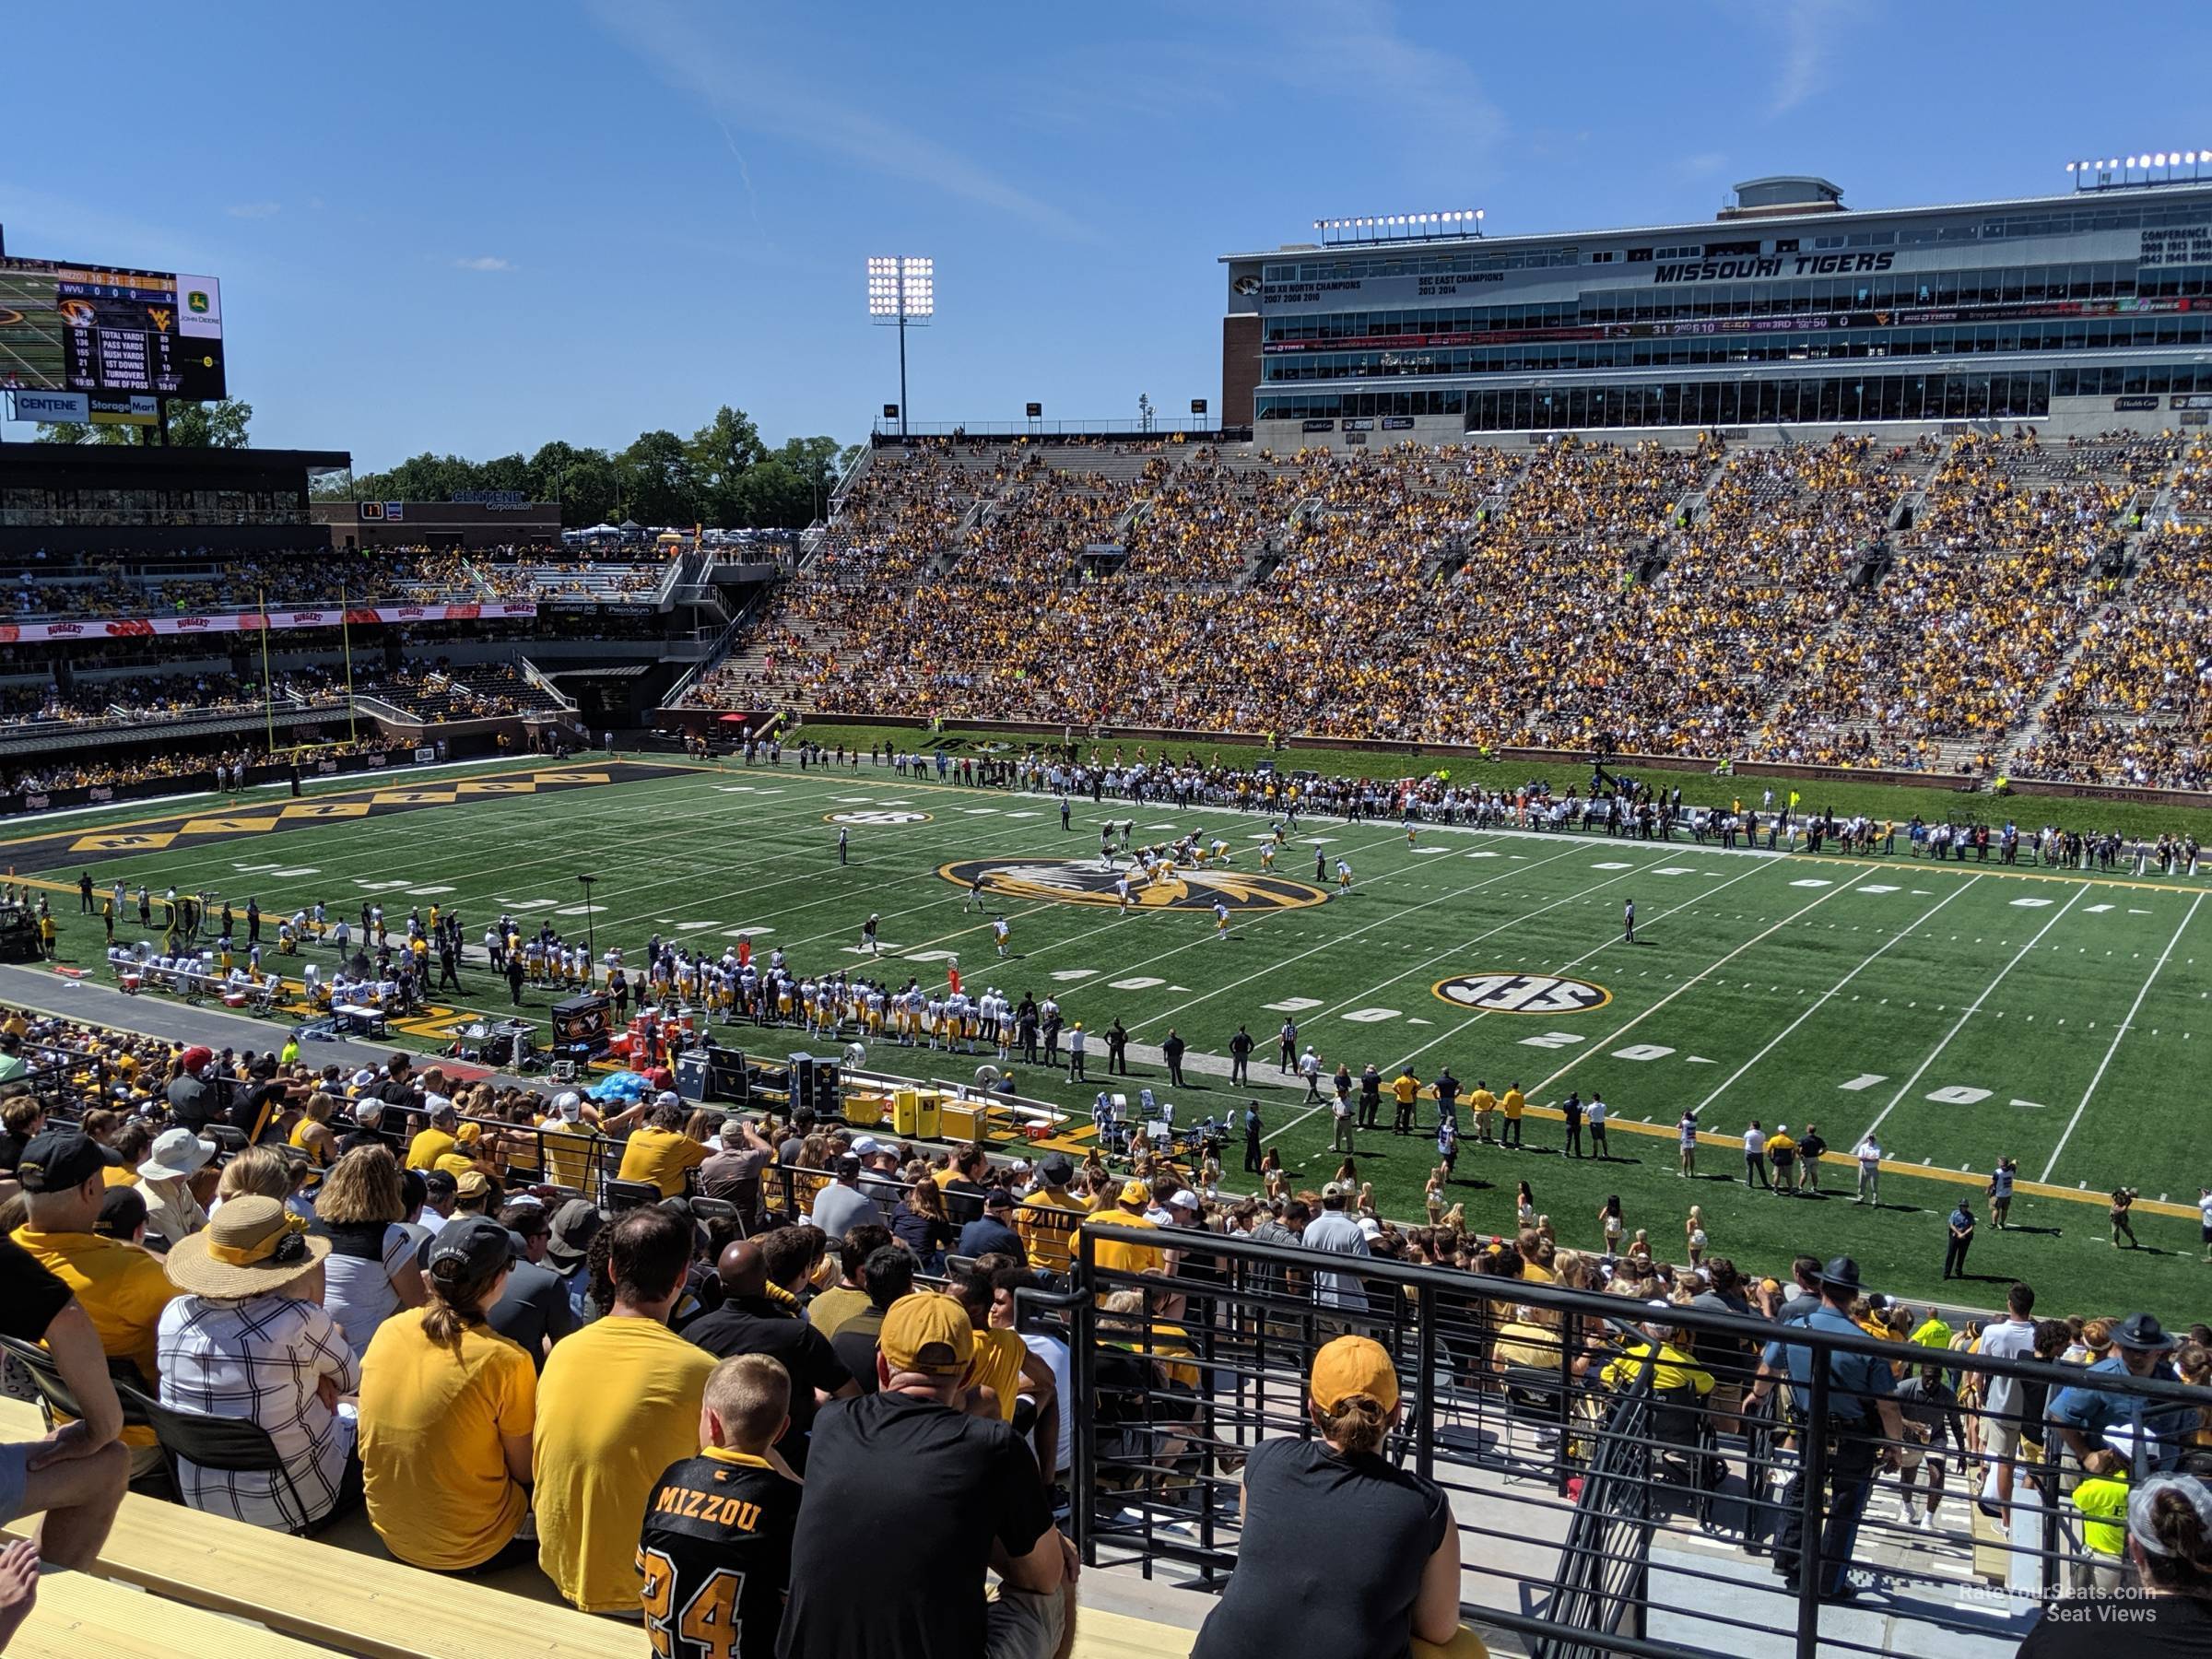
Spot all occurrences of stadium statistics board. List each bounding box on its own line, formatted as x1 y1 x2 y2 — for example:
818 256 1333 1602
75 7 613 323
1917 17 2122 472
0 256 225 398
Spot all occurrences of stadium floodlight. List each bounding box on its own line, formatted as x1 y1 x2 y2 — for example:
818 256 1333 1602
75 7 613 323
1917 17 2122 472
866 255 933 439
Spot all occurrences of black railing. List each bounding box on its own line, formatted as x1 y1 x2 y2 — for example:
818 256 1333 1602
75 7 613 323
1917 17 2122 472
1074 1220 2212 1659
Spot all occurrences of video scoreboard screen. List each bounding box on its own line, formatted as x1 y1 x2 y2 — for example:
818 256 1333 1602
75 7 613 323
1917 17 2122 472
0 256 225 399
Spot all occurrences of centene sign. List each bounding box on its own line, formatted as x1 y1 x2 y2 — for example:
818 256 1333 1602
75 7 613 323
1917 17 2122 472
4 390 90 423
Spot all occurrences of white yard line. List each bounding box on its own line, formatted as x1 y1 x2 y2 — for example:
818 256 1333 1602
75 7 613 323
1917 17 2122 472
1265 845 1703 1032
1457 860 1823 1091
1116 834 1596 1037
2039 889 2205 1182
1273 858 1789 1140
1688 877 1983 1115
1853 882 2091 1146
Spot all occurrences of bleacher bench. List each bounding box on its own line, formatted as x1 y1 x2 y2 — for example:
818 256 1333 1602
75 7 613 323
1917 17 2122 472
0 1397 644 1659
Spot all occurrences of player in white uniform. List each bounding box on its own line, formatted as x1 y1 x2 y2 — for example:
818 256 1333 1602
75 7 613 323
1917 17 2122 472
1336 857 1354 892
1213 898 1230 938
993 916 1010 958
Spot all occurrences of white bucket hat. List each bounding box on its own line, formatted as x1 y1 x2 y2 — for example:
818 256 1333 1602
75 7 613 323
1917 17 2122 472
138 1126 217 1182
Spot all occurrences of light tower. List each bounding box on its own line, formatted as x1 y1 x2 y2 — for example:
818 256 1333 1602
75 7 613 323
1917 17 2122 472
866 255 934 438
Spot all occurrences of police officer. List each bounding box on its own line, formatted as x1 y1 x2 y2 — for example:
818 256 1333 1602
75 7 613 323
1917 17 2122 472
1746 1257 1907 1603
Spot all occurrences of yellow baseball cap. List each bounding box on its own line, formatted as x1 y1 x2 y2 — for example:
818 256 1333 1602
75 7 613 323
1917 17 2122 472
1119 1178 1153 1206
878 1292 975 1378
1310 1335 1400 1413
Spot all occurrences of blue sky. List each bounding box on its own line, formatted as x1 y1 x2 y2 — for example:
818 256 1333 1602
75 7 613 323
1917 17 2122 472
3 0 2207 469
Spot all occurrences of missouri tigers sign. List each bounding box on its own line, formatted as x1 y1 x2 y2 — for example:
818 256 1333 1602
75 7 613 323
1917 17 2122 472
939 858 1328 912
1432 973 1612 1015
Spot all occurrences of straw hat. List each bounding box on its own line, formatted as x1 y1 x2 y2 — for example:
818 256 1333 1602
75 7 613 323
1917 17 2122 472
163 1195 329 1299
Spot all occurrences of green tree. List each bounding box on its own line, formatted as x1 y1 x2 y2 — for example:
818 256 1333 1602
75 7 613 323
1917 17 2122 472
686 405 767 527
553 450 624 527
166 398 253 447
619 429 699 526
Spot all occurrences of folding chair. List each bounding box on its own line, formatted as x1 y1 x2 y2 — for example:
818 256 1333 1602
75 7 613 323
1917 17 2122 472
602 1178 662 1214
114 1382 343 1536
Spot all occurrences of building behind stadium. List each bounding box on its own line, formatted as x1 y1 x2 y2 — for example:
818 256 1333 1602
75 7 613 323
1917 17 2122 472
1222 171 2212 451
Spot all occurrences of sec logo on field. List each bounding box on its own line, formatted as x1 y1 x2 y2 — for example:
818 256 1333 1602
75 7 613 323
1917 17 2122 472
824 810 933 826
1432 973 1612 1015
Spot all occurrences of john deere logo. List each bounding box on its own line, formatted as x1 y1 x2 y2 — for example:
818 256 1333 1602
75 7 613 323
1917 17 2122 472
188 289 210 313
825 809 931 826
1433 973 1611 1015
940 857 1327 912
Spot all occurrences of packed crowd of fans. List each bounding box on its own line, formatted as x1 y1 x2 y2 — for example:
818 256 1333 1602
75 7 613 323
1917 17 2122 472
724 429 2211 790
0 1001 2204 1653
2 544 679 624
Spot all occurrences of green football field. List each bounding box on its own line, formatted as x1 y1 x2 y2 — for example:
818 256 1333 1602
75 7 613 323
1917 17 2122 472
21 749 2212 1322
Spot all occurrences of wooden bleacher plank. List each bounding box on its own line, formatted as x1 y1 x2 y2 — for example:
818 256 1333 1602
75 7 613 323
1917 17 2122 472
1 1395 641 1659
1071 1605 1196 1659
8 1569 331 1659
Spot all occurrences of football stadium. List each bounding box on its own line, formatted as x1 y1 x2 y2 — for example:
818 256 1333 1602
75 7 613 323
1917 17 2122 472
7 39 2212 1659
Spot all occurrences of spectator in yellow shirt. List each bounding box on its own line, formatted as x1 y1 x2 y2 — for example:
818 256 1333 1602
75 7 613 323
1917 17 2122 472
358 1216 536 1573
1080 1179 1169 1283
535 1207 716 1613
405 1102 461 1171
13 1130 176 1440
616 1098 711 1198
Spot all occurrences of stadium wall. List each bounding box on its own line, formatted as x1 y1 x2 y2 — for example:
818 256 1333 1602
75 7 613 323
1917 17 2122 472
793 711 2212 810
1253 395 2205 454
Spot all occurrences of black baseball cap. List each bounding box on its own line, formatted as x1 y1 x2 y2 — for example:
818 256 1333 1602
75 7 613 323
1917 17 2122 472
17 1128 123 1194
425 1215 515 1279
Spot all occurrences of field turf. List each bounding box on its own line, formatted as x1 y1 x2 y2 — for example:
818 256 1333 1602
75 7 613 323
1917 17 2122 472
16 745 2212 1323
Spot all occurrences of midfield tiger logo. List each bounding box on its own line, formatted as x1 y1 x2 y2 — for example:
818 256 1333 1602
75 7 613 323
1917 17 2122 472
938 858 1329 912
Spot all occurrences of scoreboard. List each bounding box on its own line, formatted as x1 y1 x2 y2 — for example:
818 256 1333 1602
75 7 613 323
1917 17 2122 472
0 256 225 399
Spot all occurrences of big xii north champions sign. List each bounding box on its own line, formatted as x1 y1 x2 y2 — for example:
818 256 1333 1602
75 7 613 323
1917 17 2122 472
940 858 1328 912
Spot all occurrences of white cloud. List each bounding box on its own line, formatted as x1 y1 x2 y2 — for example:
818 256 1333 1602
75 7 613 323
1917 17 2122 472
584 0 1099 242
454 255 515 272
1768 0 1842 117
1676 150 1730 179
1251 1 1506 172
226 201 282 219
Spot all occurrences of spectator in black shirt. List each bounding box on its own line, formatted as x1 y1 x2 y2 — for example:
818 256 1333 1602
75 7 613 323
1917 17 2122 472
829 1245 915 1394
0 1235 130 1571
639 1354 803 1659
777 1291 1071 1659
1190 1335 1468 1659
683 1241 855 1473
0 1097 44 1175
2018 1463 2212 1659
336 1101 393 1158
941 1146 991 1229
958 1188 1027 1265
487 1200 578 1369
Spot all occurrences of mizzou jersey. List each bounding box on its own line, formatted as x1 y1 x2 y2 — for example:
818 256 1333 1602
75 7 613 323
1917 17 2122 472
637 1448 798 1659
